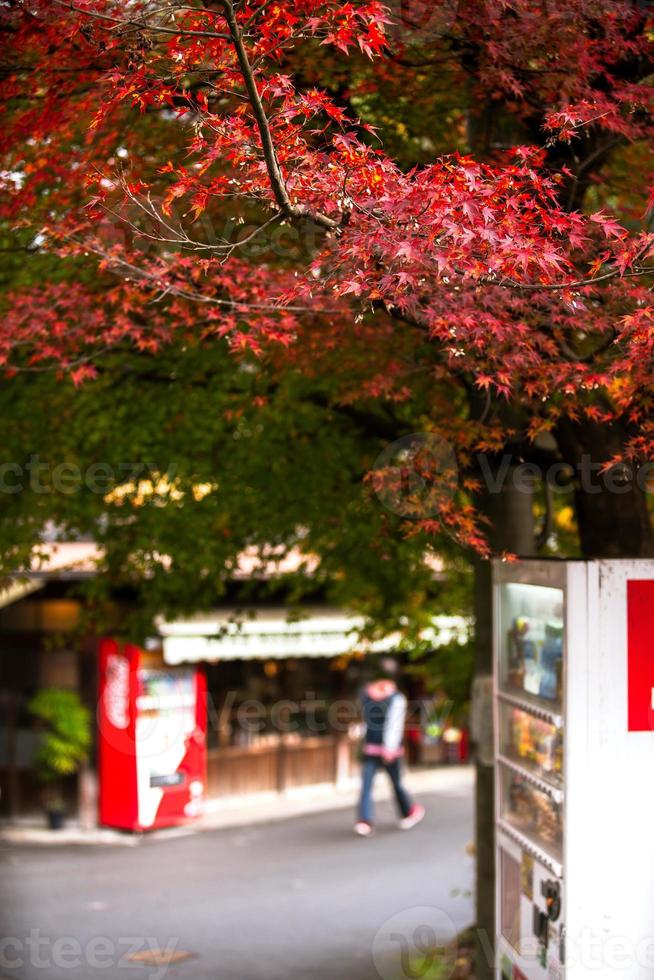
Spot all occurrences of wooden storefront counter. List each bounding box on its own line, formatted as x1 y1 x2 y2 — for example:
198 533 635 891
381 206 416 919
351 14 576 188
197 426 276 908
206 735 356 798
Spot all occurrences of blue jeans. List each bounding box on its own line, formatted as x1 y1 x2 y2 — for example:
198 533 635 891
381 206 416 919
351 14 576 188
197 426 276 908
358 755 413 824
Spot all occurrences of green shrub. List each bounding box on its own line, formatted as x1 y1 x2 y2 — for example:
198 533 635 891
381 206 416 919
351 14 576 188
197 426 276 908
28 688 92 782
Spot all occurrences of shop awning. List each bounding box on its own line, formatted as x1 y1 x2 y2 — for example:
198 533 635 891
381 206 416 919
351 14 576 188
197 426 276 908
0 578 44 609
158 608 469 665
1 543 102 608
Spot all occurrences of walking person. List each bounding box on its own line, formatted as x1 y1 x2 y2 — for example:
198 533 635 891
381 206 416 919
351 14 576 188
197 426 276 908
354 662 425 837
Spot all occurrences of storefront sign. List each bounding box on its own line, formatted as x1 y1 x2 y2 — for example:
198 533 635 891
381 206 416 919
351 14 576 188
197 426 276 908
626 580 654 732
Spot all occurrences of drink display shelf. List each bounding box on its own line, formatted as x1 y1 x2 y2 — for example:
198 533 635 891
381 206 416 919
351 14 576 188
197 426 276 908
498 754 564 804
497 819 563 879
497 689 563 728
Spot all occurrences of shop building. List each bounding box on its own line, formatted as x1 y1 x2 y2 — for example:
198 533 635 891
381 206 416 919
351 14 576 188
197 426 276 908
159 608 467 799
0 543 469 822
0 543 100 819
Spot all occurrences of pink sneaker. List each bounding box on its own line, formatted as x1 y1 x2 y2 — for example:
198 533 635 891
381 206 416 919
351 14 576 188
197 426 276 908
399 804 425 830
354 821 374 837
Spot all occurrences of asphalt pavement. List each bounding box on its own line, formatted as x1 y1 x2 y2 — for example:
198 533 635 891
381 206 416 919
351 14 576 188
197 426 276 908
0 774 474 980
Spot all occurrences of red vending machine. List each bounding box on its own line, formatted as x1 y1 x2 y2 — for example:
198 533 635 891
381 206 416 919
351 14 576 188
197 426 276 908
98 638 207 831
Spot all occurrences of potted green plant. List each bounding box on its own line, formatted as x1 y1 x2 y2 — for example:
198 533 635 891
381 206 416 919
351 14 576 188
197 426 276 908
27 688 92 830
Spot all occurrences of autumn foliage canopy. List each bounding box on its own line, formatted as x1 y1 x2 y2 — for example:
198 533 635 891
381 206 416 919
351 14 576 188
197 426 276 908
2 0 654 551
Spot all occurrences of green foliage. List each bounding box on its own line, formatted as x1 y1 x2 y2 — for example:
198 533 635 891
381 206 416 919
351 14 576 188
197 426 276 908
407 637 474 725
28 688 92 782
406 927 476 979
0 340 471 639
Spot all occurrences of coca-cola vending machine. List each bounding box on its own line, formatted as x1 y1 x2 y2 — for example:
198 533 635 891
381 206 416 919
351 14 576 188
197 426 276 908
98 638 207 831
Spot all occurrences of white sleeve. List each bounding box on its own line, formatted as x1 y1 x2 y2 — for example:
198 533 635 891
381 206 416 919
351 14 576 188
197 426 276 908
383 693 407 753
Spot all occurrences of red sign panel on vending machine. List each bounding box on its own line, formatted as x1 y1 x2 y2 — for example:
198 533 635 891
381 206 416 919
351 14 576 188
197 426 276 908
98 638 207 831
626 580 654 733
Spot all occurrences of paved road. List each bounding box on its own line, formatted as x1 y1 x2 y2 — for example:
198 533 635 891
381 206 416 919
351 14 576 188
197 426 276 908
0 781 474 980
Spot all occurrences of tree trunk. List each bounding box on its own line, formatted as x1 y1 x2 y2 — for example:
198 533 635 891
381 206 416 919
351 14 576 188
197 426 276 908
555 417 654 557
473 467 536 979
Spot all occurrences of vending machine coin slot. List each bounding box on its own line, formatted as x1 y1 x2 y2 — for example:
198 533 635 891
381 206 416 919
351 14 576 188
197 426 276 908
542 879 561 921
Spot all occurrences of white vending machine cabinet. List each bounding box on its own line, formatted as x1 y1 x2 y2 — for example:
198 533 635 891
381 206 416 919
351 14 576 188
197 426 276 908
493 559 654 980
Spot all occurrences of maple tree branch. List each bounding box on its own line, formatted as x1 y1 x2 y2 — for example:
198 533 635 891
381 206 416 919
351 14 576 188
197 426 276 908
63 235 344 315
215 0 340 233
107 179 284 255
583 328 619 363
51 0 231 41
0 63 108 75
6 347 113 374
243 0 281 32
497 265 654 292
541 324 618 365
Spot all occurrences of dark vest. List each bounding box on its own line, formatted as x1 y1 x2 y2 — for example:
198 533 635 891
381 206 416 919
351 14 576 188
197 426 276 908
361 691 396 746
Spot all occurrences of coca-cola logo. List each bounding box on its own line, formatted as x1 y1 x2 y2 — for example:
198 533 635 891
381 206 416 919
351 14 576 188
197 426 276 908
104 653 130 729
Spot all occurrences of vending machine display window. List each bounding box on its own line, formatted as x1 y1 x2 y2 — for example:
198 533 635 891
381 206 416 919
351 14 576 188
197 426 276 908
499 764 563 864
136 670 198 788
498 703 563 787
499 582 564 709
